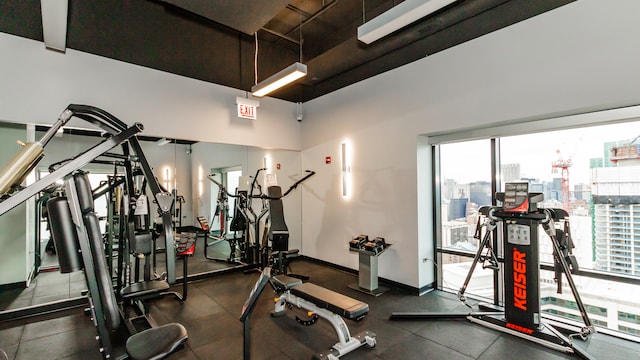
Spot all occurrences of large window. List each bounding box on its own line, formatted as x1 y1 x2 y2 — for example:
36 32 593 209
438 140 495 300
435 119 640 338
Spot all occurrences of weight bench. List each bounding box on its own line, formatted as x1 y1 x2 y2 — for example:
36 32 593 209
270 272 376 359
47 172 188 359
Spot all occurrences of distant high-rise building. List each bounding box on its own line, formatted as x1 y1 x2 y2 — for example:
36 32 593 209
469 181 491 207
603 141 618 167
573 183 590 201
591 163 640 276
448 198 468 221
501 163 521 183
590 157 603 168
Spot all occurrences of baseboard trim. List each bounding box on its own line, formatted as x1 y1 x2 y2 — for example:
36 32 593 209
0 296 87 322
0 281 27 291
297 256 430 296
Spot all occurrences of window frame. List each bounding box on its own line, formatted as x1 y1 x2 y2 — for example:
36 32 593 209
430 105 640 339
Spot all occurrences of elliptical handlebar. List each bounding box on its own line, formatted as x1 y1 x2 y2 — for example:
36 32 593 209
206 169 316 203
253 170 316 200
207 174 243 198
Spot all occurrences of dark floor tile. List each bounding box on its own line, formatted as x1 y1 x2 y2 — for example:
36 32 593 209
68 281 87 296
571 332 638 359
0 343 18 360
378 334 474 360
33 272 69 286
413 319 500 358
15 327 100 360
6 259 639 360
32 282 70 299
177 311 241 349
191 335 244 360
68 271 85 282
1 297 32 312
150 287 226 323
347 316 413 356
477 335 574 360
162 346 199 360
266 308 342 353
30 293 71 307
21 312 92 342
57 348 103 360
0 289 29 311
0 326 23 348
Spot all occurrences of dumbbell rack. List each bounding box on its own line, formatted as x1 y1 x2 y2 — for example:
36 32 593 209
348 241 391 296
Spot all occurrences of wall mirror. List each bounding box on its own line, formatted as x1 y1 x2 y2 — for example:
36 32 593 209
0 119 303 315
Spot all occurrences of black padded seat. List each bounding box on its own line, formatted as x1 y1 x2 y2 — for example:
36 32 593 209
272 274 303 290
126 323 188 360
290 282 369 320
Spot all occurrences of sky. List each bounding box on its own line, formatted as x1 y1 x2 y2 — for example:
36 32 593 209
440 121 640 185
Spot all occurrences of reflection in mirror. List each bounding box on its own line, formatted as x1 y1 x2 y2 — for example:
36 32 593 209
0 121 31 312
0 121 303 315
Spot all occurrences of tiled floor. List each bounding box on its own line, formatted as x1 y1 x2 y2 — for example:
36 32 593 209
0 235 242 312
1 242 638 359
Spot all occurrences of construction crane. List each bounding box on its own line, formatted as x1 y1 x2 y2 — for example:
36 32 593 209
551 149 572 212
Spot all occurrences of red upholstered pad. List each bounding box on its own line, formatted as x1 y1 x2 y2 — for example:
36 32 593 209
290 282 369 320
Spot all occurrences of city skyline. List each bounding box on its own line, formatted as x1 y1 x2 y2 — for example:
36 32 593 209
441 121 639 185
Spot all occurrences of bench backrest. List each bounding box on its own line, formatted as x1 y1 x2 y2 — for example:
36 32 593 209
267 185 289 251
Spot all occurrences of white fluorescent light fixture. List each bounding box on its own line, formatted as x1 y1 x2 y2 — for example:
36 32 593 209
357 0 457 44
251 62 307 98
40 0 69 52
156 138 171 146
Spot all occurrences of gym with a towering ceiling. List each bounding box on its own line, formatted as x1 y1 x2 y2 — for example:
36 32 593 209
1 1 639 359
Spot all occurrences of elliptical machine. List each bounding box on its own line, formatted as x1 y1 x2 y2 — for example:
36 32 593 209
392 182 596 359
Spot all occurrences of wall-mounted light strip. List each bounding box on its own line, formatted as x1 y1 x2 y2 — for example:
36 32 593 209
251 62 307 98
163 166 172 190
263 155 271 173
198 165 203 197
341 142 352 198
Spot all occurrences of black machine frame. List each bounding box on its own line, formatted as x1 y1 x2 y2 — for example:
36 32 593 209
0 104 177 285
0 104 191 358
391 185 597 359
201 169 316 274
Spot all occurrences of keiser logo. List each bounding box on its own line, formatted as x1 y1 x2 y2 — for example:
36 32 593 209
513 248 527 311
506 322 534 335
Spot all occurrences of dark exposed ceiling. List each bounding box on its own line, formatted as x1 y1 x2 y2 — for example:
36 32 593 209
0 0 574 103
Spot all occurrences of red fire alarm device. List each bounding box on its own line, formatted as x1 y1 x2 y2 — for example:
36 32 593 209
276 163 281 170
325 156 332 164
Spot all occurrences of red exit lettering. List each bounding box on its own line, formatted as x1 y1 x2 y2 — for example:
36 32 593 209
238 104 256 119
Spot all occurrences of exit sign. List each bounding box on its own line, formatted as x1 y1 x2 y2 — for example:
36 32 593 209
236 97 260 120
238 104 256 119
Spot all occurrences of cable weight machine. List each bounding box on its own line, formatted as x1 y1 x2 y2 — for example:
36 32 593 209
391 182 596 359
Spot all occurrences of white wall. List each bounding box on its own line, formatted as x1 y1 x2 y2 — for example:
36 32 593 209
0 31 302 286
4 0 640 291
0 33 302 150
301 0 640 289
